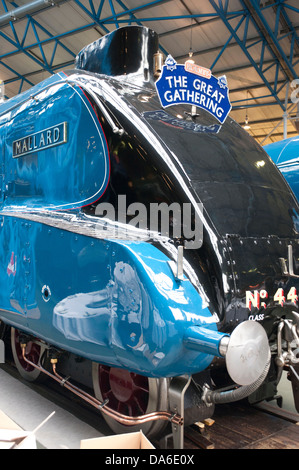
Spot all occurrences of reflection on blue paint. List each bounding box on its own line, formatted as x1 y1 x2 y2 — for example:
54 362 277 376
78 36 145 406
49 235 224 378
0 78 110 211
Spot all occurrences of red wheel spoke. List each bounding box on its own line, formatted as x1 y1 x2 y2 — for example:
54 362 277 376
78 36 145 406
132 393 147 415
98 366 149 417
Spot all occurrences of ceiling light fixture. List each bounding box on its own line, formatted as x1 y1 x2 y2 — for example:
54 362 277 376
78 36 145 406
243 90 251 130
186 51 195 64
186 19 195 64
243 115 251 130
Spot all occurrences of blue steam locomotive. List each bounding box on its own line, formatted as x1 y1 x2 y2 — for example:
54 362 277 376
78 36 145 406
264 136 299 202
0 26 298 446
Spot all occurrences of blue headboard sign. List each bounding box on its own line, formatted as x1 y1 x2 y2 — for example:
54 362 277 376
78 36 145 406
155 55 232 124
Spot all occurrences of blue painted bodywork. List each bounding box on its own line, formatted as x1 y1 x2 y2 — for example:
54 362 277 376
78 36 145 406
0 212 218 377
0 71 225 378
264 137 299 202
0 75 110 210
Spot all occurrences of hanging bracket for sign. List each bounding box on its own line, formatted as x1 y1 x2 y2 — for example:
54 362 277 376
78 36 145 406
155 55 232 125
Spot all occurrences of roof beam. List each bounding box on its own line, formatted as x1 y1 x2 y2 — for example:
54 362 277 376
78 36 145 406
208 0 285 110
0 0 69 28
272 2 299 59
240 0 298 82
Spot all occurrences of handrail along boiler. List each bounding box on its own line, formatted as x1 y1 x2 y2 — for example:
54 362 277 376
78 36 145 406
0 26 299 445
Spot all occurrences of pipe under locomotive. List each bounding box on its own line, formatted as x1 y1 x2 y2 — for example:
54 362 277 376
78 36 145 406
0 26 299 445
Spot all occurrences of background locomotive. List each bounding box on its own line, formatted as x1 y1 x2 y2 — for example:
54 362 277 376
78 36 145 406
0 26 299 447
265 136 299 203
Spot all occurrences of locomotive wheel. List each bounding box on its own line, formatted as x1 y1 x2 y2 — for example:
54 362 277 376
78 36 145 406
92 363 169 438
11 327 48 383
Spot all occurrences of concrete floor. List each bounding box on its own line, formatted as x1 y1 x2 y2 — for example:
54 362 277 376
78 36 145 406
0 366 107 449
